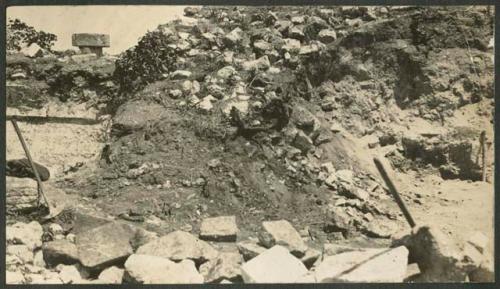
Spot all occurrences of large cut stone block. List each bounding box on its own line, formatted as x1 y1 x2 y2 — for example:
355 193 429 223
72 33 110 47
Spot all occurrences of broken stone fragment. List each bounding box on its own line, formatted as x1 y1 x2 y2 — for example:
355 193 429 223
261 220 307 257
6 221 44 251
200 216 238 242
76 222 135 270
281 38 301 53
42 239 80 267
57 264 85 284
124 254 203 284
314 246 409 282
241 55 271 71
318 29 337 43
6 177 39 213
170 70 192 80
223 27 244 47
237 240 267 261
98 266 124 284
136 230 219 265
7 244 34 264
216 66 237 80
241 245 307 283
301 247 321 269
199 252 243 283
292 131 314 153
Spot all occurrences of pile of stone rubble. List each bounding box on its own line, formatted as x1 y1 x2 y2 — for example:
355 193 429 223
6 213 493 284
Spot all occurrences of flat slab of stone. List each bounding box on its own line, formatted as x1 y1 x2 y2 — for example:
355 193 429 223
76 222 135 270
314 246 409 282
199 252 242 283
136 230 219 264
124 254 203 284
6 221 43 251
241 245 308 283
72 33 110 47
6 177 39 213
42 240 80 266
200 216 238 242
261 220 307 257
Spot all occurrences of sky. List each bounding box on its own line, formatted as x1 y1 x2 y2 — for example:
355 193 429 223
7 5 190 54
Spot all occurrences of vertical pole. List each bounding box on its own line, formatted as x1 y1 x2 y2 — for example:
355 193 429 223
481 131 487 182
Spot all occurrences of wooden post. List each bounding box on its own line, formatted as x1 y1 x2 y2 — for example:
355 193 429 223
480 131 487 182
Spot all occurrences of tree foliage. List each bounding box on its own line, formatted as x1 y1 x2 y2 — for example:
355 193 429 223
113 30 178 93
7 18 57 51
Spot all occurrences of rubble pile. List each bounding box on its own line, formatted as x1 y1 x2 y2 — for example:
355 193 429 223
6 216 493 284
5 5 494 284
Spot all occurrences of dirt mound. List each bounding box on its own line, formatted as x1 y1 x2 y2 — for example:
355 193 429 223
8 6 494 249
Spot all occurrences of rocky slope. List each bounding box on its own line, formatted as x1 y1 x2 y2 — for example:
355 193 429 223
5 5 494 284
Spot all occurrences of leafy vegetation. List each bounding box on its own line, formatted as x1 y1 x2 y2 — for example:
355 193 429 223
7 18 57 51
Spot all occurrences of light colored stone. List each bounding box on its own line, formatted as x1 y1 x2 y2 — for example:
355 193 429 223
6 221 43 251
21 43 44 57
253 40 272 51
318 29 337 43
199 252 242 283
76 222 135 270
136 230 219 264
301 247 321 269
224 28 244 47
43 239 80 266
241 245 307 283
98 266 124 284
71 53 98 63
57 264 84 284
314 246 408 282
281 38 301 53
222 100 249 116
261 220 307 257
237 240 267 261
48 223 64 236
199 95 217 112
7 244 34 264
200 216 238 242
217 66 237 80
170 70 192 80
33 250 46 267
7 270 25 284
124 254 203 284
241 55 271 71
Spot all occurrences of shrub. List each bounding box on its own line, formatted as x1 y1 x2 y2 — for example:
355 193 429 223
113 30 178 93
7 18 57 51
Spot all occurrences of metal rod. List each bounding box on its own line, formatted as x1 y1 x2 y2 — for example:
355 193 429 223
373 158 417 228
11 119 49 207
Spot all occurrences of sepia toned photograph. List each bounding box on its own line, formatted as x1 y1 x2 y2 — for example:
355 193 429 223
4 4 495 284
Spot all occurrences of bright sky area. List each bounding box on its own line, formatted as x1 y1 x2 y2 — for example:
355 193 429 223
7 5 191 55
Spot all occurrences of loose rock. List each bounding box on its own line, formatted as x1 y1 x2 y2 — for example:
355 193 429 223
124 254 203 284
261 220 307 257
241 245 308 283
200 216 238 242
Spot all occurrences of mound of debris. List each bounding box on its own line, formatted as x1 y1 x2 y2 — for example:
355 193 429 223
6 215 493 284
6 5 494 284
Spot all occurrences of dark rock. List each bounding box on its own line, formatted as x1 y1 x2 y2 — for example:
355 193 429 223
43 240 80 267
